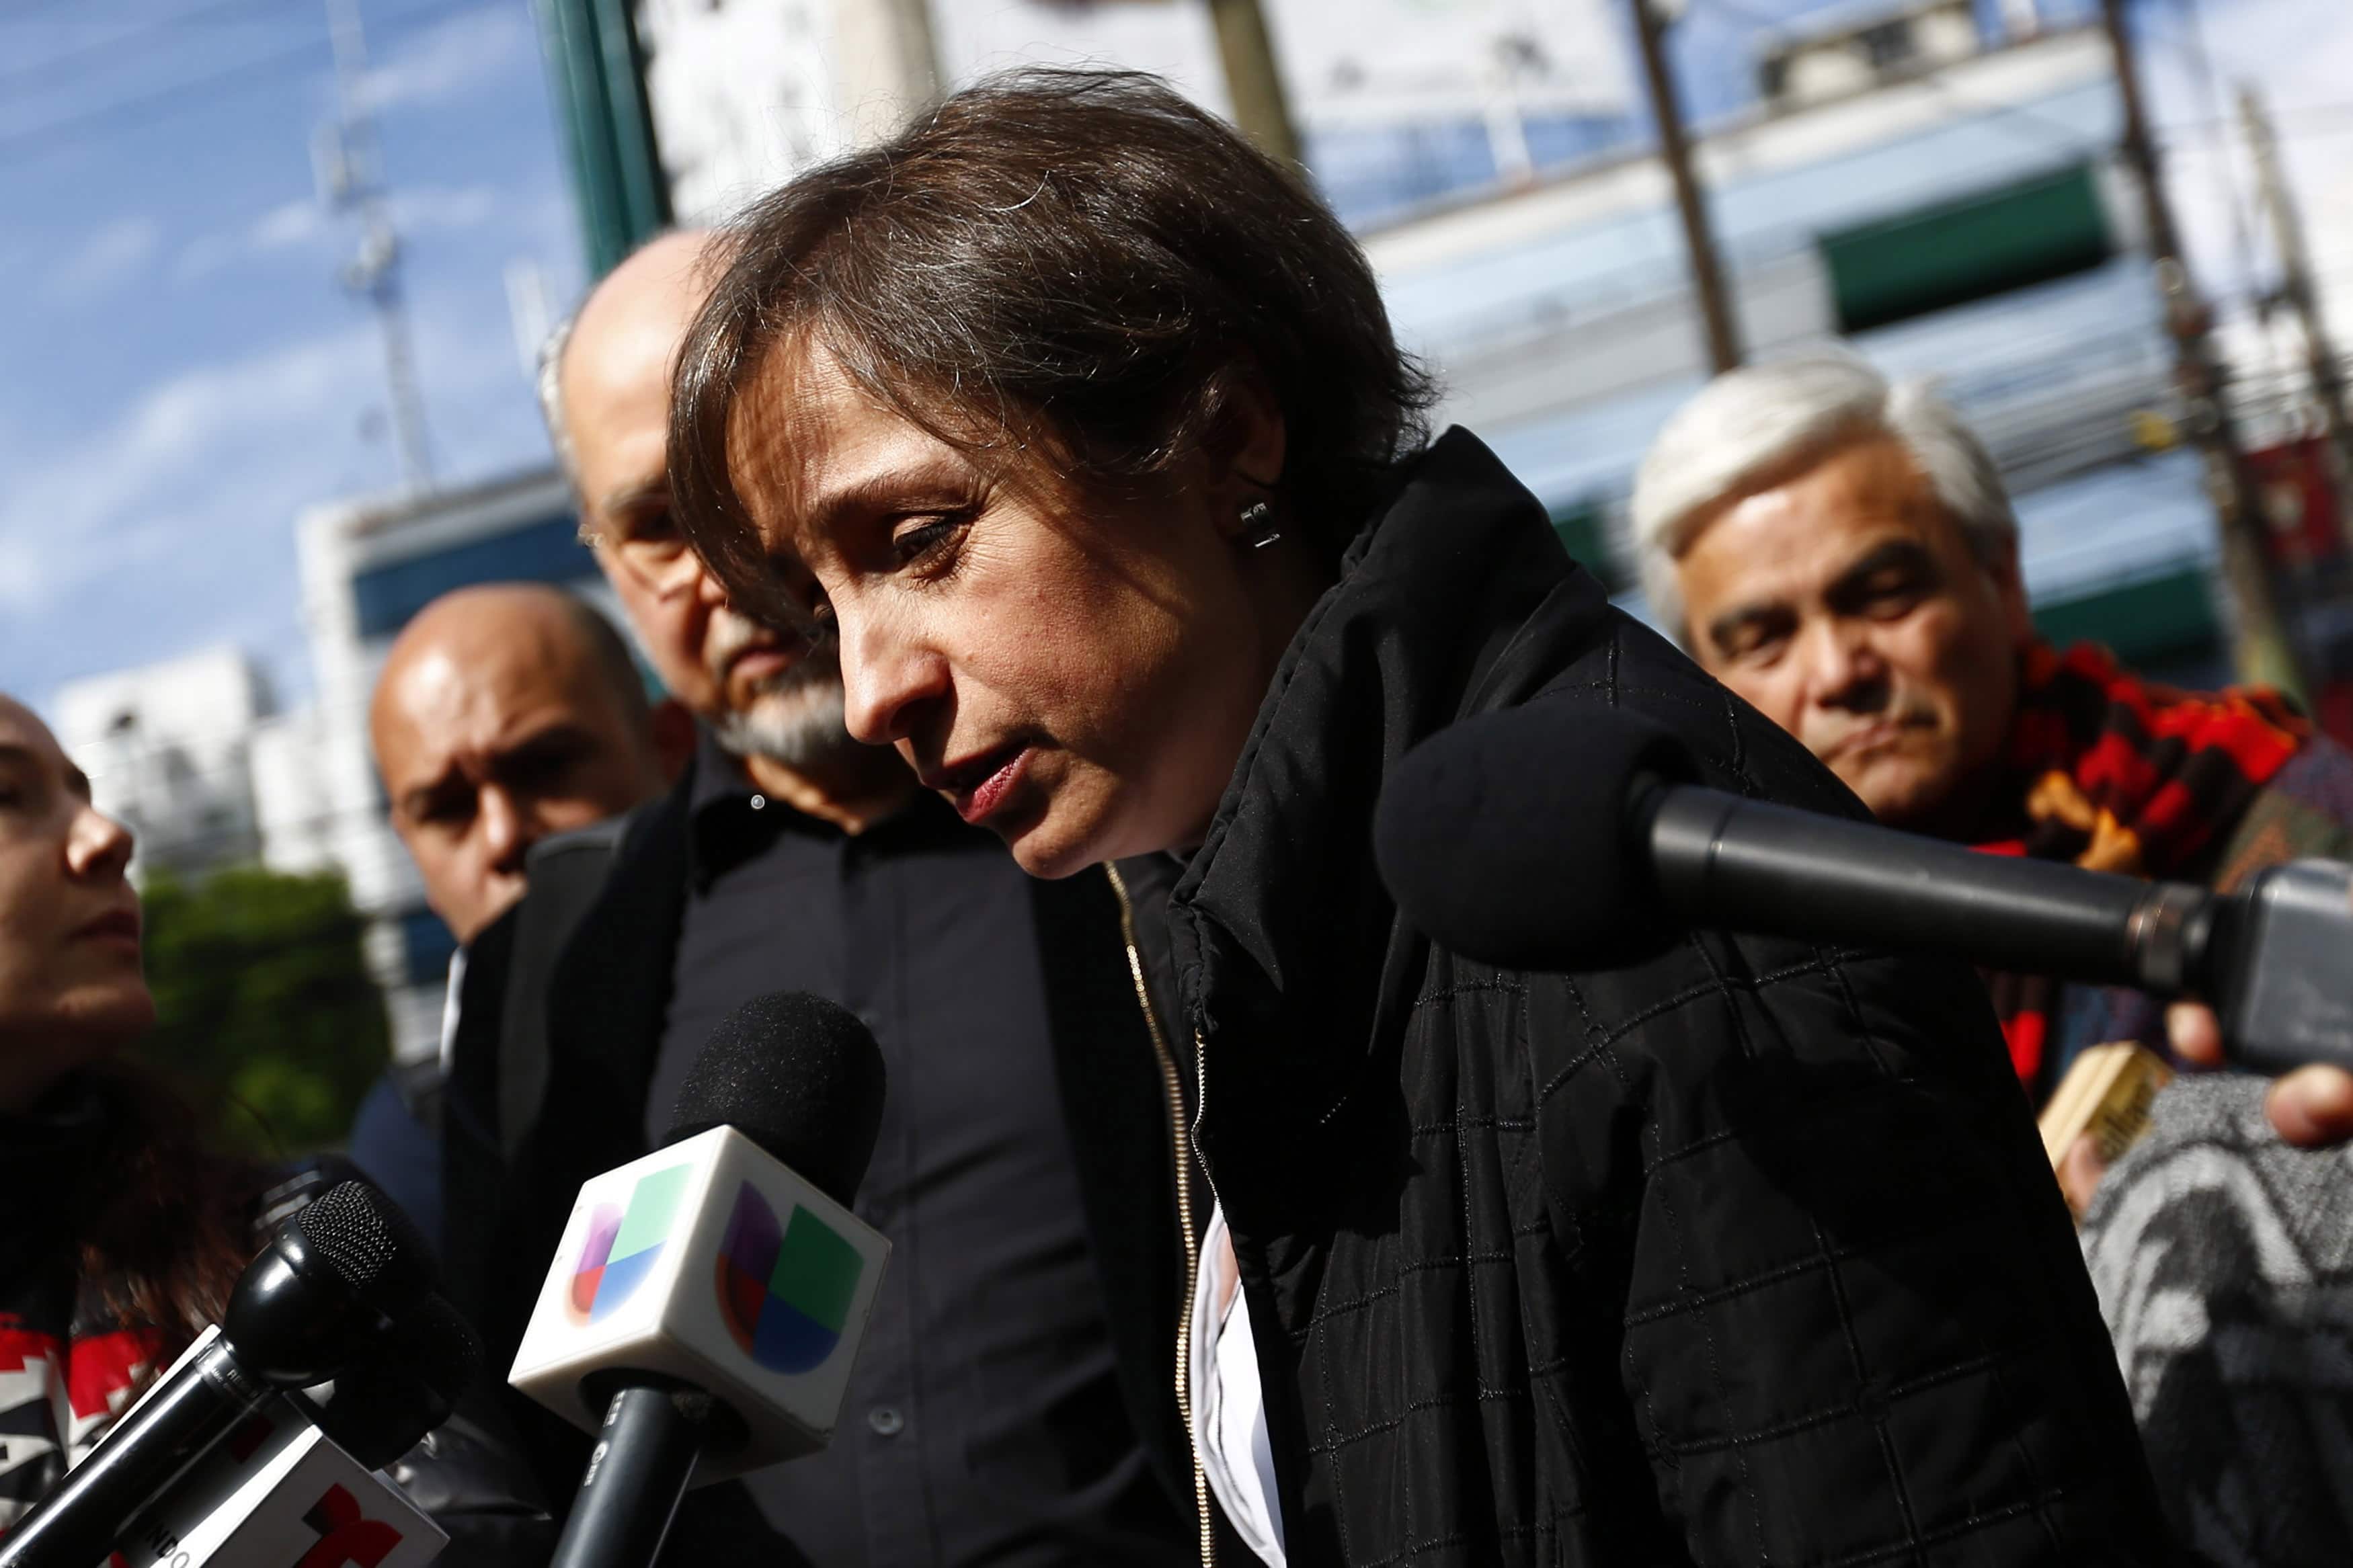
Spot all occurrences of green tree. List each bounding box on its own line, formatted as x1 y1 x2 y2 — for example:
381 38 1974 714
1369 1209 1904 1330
136 866 391 1158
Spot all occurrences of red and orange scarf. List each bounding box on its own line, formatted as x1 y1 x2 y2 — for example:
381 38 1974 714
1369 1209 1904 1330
1975 641 2308 1101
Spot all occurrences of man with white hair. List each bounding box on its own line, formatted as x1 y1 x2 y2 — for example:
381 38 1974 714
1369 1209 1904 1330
1634 354 2353 1557
1634 353 2353 1139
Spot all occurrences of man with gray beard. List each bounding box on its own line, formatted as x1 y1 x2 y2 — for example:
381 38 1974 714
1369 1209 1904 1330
439 232 1196 1566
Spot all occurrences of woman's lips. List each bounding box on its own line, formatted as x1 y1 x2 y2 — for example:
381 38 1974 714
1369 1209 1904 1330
931 746 1031 826
75 909 141 950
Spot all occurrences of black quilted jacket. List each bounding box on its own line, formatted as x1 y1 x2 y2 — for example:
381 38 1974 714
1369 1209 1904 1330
1154 430 2177 1566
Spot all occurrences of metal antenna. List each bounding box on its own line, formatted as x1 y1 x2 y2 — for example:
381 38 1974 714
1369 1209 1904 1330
320 0 434 495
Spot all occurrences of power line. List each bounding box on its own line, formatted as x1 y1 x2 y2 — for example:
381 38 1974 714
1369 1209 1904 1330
0 0 491 169
0 0 305 101
2155 104 2353 142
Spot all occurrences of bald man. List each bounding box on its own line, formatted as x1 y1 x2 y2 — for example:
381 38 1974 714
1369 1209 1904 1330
549 230 874 801
348 583 665 1258
370 582 667 944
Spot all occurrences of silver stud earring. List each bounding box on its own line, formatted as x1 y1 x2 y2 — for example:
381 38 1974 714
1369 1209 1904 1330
1239 500 1281 550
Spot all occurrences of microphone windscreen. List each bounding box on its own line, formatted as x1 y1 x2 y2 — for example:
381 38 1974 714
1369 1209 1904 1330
662 991 887 1208
305 1293 482 1468
385 1292 482 1410
1374 703 1696 968
293 1180 440 1314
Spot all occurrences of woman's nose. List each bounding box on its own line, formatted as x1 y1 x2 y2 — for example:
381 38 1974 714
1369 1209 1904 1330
67 802 135 881
838 607 949 748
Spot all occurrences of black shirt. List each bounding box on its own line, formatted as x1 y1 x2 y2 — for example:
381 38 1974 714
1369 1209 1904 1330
652 736 1186 1567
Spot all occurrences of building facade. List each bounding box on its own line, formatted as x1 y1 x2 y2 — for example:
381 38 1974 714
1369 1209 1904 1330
1369 17 2233 682
54 647 276 884
555 0 2232 681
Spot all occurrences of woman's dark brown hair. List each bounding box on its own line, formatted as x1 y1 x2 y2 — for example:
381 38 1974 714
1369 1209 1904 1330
75 1059 265 1354
668 68 1437 619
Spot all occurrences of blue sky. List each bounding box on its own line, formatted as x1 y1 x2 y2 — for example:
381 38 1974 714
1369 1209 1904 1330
2 0 2345 716
0 0 580 712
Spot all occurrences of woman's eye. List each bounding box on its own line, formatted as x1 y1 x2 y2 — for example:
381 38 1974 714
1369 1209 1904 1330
891 515 963 567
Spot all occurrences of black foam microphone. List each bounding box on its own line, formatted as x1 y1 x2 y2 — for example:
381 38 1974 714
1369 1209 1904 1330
298 1291 483 1469
508 991 891 1568
0 1182 439 1568
1373 704 2353 1076
664 990 888 1204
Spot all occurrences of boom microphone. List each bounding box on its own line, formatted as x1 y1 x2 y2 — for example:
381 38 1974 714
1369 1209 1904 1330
508 991 891 1568
0 1182 439 1568
1373 704 2353 1077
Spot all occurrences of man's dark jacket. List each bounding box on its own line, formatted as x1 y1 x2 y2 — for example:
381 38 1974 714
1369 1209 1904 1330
1124 429 2176 1566
436 748 1199 1546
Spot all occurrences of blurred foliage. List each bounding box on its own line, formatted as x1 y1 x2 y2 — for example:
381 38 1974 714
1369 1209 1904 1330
134 866 390 1159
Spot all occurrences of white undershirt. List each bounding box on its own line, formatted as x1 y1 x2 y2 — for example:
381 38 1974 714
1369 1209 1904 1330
1190 1204 1285 1566
435 946 468 1077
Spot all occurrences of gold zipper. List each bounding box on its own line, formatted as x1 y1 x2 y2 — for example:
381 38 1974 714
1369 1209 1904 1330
1103 862 1217 1567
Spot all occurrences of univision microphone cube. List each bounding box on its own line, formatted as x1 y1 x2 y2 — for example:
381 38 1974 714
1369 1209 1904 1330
508 1125 890 1479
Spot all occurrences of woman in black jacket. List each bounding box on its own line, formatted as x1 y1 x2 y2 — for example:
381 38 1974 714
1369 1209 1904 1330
666 71 2176 1567
0 692 549 1558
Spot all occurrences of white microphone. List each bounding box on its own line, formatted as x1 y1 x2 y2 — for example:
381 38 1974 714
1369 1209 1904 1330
507 993 890 1567
114 1329 446 1568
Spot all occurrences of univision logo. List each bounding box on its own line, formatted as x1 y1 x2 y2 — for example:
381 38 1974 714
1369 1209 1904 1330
715 1183 861 1373
568 1165 690 1323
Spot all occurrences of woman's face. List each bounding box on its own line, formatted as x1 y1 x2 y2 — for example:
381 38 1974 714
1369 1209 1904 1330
0 697 151 1106
729 344 1307 877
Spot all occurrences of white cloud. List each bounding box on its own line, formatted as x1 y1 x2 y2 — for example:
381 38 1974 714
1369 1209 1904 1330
45 216 161 304
391 184 501 233
2146 0 2353 336
357 5 529 115
0 301 526 624
173 185 505 283
0 327 378 614
2118 0 2353 439
252 199 330 251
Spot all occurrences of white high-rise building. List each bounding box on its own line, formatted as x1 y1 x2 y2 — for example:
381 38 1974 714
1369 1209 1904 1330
54 647 275 882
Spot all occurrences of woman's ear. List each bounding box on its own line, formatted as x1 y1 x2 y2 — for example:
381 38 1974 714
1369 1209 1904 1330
1209 374 1289 539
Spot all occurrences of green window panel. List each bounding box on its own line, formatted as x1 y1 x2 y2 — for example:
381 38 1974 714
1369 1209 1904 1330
1821 161 2112 334
2031 564 2219 667
534 0 672 282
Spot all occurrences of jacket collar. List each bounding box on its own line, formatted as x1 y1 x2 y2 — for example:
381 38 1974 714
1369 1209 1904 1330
1165 429 1610 1196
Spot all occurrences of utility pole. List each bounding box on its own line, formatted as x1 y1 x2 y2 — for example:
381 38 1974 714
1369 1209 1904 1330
877 0 940 106
2100 0 2302 694
1627 0 1740 374
321 0 434 495
2241 82 2353 549
1206 0 1302 167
